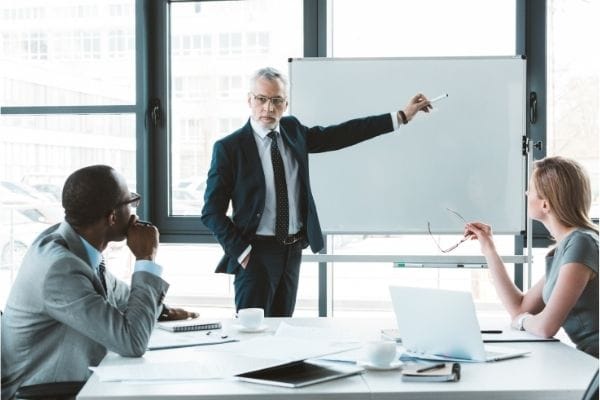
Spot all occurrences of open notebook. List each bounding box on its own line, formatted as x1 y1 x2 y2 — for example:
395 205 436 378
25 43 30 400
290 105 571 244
389 286 530 362
157 320 221 333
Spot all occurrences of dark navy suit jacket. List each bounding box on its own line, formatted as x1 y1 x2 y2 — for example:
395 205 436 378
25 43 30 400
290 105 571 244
201 113 394 274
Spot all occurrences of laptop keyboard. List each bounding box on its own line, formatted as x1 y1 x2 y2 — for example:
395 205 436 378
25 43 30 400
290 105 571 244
485 349 505 358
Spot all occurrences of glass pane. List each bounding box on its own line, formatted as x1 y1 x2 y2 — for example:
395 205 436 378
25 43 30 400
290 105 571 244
327 0 518 316
169 0 303 216
547 0 600 217
330 0 515 57
0 0 135 106
156 243 232 318
0 113 136 306
154 244 318 318
330 234 516 317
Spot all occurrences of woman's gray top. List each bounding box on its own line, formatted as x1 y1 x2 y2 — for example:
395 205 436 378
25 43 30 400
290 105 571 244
542 229 599 357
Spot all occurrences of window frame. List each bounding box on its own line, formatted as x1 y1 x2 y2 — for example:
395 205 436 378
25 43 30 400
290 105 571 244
148 0 547 249
146 0 541 314
0 0 553 316
0 1 548 246
148 0 324 242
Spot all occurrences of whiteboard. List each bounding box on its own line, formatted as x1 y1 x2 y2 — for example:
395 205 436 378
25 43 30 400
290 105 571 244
289 57 526 234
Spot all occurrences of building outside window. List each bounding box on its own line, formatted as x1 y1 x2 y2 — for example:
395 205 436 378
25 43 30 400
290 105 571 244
0 0 136 306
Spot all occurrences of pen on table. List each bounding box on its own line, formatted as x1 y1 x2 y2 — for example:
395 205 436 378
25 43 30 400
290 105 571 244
481 330 503 334
416 363 446 373
429 93 448 104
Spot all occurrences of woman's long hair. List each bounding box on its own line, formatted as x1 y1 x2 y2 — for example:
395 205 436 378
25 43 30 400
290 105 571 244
532 156 598 234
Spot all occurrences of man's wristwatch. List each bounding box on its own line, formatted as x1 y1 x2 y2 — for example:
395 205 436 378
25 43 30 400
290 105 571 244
397 110 408 125
158 304 170 321
516 313 529 331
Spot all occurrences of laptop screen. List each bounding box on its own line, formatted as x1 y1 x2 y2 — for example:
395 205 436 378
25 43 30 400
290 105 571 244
389 286 487 361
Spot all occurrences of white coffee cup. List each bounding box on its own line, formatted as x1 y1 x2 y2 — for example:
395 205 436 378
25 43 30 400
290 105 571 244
237 308 264 330
364 340 397 367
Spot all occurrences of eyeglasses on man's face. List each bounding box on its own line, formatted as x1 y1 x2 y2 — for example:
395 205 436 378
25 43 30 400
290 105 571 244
114 192 141 209
427 208 469 253
249 93 287 107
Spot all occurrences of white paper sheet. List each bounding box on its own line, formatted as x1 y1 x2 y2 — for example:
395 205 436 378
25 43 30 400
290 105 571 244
201 336 361 362
274 322 360 343
89 352 283 382
147 328 236 350
90 362 222 382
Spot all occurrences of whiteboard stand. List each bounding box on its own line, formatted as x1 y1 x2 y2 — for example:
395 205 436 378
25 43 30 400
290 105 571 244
289 56 532 314
525 137 539 289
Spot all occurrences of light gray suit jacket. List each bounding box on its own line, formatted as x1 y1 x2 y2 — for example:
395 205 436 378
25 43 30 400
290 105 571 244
1 222 169 400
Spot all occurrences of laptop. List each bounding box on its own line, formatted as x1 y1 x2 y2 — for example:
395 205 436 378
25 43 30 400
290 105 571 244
389 286 530 362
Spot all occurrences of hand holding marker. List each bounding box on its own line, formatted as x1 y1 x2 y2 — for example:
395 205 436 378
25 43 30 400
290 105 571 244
429 93 448 105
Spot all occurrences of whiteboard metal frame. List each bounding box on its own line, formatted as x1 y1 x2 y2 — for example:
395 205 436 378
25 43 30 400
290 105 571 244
302 254 528 265
289 56 527 235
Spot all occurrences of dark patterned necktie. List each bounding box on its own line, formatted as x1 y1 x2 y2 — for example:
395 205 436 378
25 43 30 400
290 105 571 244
98 257 108 293
267 131 289 243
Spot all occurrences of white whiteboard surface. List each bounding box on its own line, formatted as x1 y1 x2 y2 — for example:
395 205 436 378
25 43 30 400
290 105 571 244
289 57 526 234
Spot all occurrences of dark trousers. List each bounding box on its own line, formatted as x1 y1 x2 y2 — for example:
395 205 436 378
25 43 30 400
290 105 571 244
233 237 303 317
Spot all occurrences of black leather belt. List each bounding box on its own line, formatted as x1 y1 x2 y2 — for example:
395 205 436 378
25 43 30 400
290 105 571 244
255 231 305 245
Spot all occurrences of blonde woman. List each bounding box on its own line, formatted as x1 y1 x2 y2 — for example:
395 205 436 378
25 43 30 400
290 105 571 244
466 156 598 358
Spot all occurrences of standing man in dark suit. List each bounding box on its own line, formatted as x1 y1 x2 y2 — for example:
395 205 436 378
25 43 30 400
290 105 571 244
1 165 197 400
201 67 431 317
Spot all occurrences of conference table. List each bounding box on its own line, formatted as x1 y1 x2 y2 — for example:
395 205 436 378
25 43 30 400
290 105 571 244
77 317 598 400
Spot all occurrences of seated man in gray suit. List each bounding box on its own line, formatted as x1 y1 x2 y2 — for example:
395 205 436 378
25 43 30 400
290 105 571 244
1 165 196 399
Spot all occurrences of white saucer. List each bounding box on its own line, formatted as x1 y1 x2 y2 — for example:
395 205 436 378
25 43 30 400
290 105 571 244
233 324 268 333
357 360 403 371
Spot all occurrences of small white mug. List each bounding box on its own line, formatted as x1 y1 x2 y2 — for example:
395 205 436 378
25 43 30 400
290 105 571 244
364 340 397 367
237 308 264 330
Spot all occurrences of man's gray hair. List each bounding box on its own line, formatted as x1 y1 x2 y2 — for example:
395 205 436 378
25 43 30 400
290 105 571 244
249 67 288 94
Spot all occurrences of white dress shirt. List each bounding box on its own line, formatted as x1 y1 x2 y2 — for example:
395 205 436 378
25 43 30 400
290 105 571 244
238 112 400 263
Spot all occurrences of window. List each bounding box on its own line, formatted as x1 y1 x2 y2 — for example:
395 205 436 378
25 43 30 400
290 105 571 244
155 0 522 317
547 0 599 217
0 0 137 308
0 2 135 106
158 0 303 315
169 0 303 216
325 0 518 316
2 1 571 319
330 0 515 57
0 114 136 306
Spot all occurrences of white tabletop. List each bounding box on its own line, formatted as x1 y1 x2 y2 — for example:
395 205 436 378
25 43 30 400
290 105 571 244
77 317 598 400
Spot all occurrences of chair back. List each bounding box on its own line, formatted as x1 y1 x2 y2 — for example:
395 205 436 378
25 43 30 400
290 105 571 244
15 381 85 400
582 369 599 400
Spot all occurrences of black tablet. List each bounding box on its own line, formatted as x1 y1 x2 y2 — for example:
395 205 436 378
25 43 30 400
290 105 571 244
235 360 364 388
